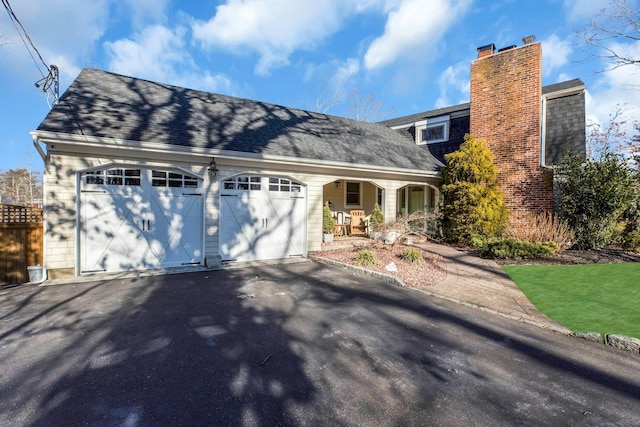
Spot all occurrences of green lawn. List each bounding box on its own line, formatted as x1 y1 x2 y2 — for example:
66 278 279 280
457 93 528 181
502 263 640 340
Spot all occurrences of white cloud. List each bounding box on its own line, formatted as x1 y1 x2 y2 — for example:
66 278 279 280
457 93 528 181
192 0 369 75
563 0 609 22
333 58 361 86
105 25 233 94
363 0 472 70
122 0 171 27
541 34 572 76
435 62 469 108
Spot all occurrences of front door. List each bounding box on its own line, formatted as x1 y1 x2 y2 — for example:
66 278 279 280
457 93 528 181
408 186 425 213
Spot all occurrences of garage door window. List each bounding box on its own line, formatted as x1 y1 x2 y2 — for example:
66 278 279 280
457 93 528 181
83 169 141 186
223 176 261 191
269 177 302 192
152 170 199 188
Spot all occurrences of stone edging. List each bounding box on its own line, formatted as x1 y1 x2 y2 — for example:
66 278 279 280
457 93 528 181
308 255 406 287
573 332 640 353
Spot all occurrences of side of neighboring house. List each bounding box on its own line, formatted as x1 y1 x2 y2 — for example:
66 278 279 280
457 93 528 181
380 38 586 220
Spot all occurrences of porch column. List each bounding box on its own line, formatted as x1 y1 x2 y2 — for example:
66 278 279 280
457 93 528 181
381 183 404 222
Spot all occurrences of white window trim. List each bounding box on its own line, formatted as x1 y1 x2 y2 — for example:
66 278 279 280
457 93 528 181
344 181 362 208
415 115 450 145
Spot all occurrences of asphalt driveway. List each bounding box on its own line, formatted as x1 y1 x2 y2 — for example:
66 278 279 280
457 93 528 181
1 261 639 426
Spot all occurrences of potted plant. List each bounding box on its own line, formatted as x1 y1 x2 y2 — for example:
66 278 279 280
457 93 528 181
369 203 384 240
322 202 336 243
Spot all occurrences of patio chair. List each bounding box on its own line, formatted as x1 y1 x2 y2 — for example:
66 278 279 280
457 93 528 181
349 210 368 236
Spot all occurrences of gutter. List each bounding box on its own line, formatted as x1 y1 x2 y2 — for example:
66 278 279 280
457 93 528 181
30 130 442 179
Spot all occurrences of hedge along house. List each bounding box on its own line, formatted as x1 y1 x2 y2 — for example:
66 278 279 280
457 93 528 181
31 69 442 278
380 37 586 221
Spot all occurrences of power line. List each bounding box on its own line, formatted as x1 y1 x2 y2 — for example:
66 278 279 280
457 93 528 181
2 0 58 104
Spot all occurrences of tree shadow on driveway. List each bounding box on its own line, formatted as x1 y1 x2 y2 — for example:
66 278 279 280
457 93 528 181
1 262 639 426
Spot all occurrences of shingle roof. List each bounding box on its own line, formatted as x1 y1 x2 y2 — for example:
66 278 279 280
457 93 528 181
378 103 470 128
37 68 442 172
542 78 585 95
379 79 586 127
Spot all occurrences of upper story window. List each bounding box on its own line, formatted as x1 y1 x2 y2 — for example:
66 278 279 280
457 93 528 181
416 115 449 145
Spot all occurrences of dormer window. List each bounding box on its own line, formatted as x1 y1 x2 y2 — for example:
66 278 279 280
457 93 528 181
422 124 446 142
416 115 449 145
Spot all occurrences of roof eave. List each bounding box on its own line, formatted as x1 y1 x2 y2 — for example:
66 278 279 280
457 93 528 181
30 130 442 178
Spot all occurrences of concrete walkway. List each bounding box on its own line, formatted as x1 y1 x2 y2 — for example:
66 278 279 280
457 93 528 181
414 241 571 334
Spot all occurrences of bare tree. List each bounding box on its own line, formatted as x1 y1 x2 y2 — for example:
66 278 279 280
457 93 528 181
302 79 344 114
576 0 640 72
304 81 394 122
587 105 631 157
587 105 640 163
348 90 395 122
349 91 381 122
0 168 43 206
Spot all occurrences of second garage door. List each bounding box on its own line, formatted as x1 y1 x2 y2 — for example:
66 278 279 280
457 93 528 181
219 175 306 262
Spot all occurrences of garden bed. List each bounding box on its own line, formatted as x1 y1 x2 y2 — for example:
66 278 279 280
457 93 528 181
316 244 447 287
493 247 640 265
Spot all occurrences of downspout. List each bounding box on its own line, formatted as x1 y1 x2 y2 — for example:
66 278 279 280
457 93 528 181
31 134 47 162
540 96 547 167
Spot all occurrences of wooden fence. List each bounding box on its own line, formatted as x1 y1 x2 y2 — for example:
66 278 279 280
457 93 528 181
0 205 44 284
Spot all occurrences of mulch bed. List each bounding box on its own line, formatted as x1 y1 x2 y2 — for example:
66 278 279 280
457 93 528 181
493 247 640 266
315 244 447 287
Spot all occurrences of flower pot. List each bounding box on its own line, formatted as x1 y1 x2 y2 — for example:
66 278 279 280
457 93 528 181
323 233 334 243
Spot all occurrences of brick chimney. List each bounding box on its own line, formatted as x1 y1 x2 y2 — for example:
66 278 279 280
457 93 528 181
469 37 553 221
477 43 495 58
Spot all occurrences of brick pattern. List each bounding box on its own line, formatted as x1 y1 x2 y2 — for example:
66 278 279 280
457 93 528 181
470 42 553 219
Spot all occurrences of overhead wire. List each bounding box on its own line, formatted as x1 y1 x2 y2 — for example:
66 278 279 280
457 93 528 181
1 0 57 103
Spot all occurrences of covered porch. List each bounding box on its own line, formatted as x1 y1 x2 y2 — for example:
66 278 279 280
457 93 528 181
322 178 440 241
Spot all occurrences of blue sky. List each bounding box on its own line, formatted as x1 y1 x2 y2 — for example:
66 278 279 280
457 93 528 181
1 0 639 172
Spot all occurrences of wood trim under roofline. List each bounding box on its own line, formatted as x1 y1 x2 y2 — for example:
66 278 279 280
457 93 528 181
542 85 586 100
30 131 442 179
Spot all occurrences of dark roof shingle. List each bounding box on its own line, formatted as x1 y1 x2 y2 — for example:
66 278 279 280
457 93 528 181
37 68 442 172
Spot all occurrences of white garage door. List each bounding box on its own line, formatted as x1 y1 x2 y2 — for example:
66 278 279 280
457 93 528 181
219 175 306 262
80 168 203 273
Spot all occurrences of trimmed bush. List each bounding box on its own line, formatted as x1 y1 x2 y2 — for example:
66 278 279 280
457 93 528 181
322 202 336 234
370 203 384 232
477 238 558 259
401 247 423 263
440 134 508 244
354 250 378 267
622 231 640 253
555 152 637 249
